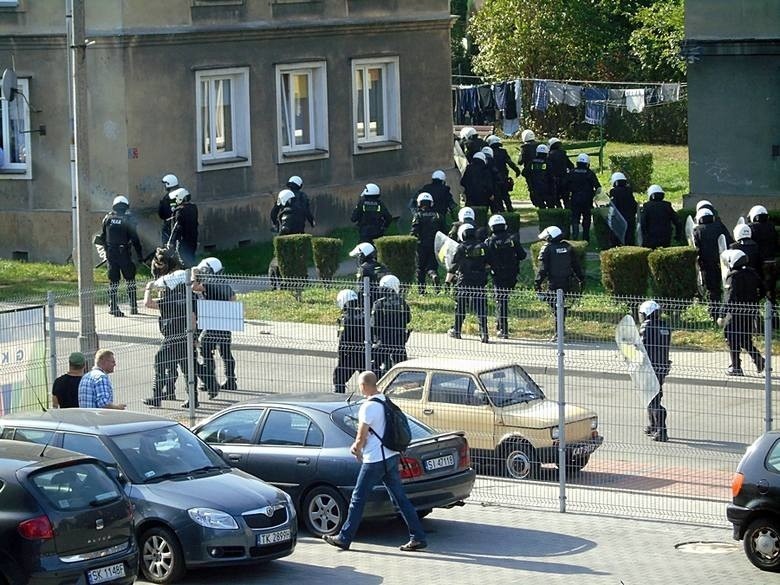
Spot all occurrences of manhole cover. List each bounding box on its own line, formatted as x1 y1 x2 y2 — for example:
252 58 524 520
675 541 740 554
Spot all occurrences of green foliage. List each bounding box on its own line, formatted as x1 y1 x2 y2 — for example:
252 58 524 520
629 0 685 81
216 241 274 275
311 237 342 280
591 211 614 251
537 208 572 239
374 236 417 284
273 234 312 279
609 151 654 193
647 246 698 299
502 211 522 234
529 240 588 281
600 246 651 296
471 206 489 227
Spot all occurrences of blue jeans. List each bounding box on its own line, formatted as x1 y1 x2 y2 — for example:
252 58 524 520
338 454 426 546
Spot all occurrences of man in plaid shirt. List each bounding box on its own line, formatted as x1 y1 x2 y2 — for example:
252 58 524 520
78 349 126 409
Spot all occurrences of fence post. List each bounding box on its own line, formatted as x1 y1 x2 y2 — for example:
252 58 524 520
47 291 57 397
765 299 773 433
363 276 372 373
186 269 196 426
556 288 566 513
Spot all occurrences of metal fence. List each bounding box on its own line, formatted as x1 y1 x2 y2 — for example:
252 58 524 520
1 274 776 527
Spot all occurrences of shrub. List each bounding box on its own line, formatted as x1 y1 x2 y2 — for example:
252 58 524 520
374 235 417 284
537 208 572 239
472 206 489 227
311 237 342 280
502 211 522 234
591 211 613 250
600 246 651 296
529 240 588 283
609 152 653 193
648 246 698 300
274 234 312 279
676 208 695 244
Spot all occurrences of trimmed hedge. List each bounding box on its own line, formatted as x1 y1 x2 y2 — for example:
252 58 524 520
274 234 312 279
529 240 588 283
472 206 489 227
648 246 698 300
311 237 342 280
501 211 522 234
537 208 572 239
374 235 417 284
609 152 653 193
600 246 651 296
591 210 612 250
676 208 695 244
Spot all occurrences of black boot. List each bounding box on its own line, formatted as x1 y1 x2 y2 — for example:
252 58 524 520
128 280 138 315
108 282 124 317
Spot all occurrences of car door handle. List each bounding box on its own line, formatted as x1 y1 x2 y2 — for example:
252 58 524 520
227 455 242 462
296 457 310 465
423 409 433 415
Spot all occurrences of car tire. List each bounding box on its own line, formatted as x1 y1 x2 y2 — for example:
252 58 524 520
139 526 186 584
744 517 780 572
499 441 540 480
302 486 347 537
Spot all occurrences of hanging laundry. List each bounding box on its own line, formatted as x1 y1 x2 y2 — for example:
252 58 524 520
661 83 680 102
563 84 583 107
493 83 508 112
608 88 625 106
503 81 517 119
625 88 645 113
547 81 564 105
583 87 608 126
645 86 662 106
514 79 523 123
532 80 548 111
502 118 520 136
477 85 495 110
458 87 479 119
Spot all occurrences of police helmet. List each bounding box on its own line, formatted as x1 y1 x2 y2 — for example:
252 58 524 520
473 152 487 163
458 207 475 222
349 242 376 260
432 170 446 182
458 223 476 242
459 126 477 140
379 274 401 294
488 214 506 231
638 300 660 319
287 175 303 188
162 174 179 189
112 195 129 208
481 146 494 158
155 269 187 291
277 189 295 206
548 137 561 147
521 129 536 143
361 183 380 197
576 153 590 165
695 200 712 212
536 144 549 155
336 289 359 310
695 208 713 223
610 172 627 186
416 192 433 207
197 257 224 275
733 224 752 241
721 249 747 270
749 205 768 222
647 185 665 200
538 226 562 241
486 135 501 146
169 187 190 206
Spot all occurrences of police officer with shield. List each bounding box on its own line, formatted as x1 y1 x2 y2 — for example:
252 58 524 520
484 214 526 338
100 195 143 317
447 223 490 343
638 300 672 442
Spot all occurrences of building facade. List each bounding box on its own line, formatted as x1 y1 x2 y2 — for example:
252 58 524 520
0 0 455 261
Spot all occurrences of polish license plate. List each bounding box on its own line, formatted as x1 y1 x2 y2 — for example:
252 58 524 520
256 528 291 546
87 562 125 585
573 444 595 457
424 454 455 472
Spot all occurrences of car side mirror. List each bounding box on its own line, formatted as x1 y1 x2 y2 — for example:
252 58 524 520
106 464 128 485
212 447 232 466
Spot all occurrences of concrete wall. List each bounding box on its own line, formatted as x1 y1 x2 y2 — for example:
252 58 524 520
685 0 780 40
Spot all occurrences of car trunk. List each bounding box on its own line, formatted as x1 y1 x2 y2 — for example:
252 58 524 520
401 432 470 483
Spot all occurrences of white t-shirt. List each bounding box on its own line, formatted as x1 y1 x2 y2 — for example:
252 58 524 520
359 394 399 463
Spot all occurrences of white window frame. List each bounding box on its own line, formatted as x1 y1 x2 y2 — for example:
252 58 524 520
0 1 19 7
275 61 329 163
0 77 32 180
351 56 401 154
195 67 251 172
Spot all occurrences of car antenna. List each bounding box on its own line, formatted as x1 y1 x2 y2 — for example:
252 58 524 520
346 390 355 405
38 421 62 459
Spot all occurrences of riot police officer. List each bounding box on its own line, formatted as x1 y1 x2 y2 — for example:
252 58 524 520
158 173 179 245
747 205 778 313
639 185 682 249
485 214 527 339
524 144 554 209
168 187 199 268
417 170 457 219
480 146 503 212
371 275 411 375
350 242 389 307
461 152 494 208
100 195 143 317
730 224 762 273
271 189 306 235
351 183 393 244
459 126 486 163
567 153 601 241
487 135 521 213
410 193 443 294
547 138 574 208
286 175 316 229
517 129 539 188
333 289 365 393
609 172 638 246
638 300 672 442
447 223 490 343
693 207 732 321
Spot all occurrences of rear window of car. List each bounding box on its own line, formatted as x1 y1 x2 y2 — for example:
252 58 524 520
331 403 433 440
29 462 122 511
765 439 780 473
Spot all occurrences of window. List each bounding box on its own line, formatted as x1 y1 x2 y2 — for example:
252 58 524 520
276 62 328 161
30 463 121 511
195 68 250 171
351 57 401 151
0 1 19 8
429 373 480 406
259 410 322 447
62 433 115 464
196 408 265 444
383 371 426 401
13 428 53 445
1 77 31 179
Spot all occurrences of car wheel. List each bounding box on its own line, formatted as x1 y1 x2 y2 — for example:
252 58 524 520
303 486 347 536
744 517 780 572
499 441 539 480
139 526 186 584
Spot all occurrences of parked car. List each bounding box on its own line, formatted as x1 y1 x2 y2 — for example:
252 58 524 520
192 393 476 536
728 431 780 572
0 439 138 585
377 358 603 479
0 409 297 585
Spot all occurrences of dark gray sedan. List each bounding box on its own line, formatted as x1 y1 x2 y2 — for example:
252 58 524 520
193 393 476 536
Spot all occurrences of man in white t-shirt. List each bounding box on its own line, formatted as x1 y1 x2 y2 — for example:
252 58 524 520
323 370 427 552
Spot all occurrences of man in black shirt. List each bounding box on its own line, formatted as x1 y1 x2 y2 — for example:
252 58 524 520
51 352 86 408
168 187 199 268
100 195 143 317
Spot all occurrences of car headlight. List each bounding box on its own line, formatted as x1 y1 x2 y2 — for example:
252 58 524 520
187 508 238 530
280 492 297 519
550 426 559 440
590 417 599 430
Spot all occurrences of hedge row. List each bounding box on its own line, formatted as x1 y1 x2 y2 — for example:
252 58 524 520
274 235 343 280
599 245 698 298
529 240 588 280
608 152 653 193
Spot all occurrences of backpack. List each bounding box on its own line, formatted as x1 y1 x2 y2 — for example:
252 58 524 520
369 396 412 454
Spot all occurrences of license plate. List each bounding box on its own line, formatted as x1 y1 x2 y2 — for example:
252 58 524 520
87 563 125 585
256 528 291 546
573 444 595 457
424 454 455 472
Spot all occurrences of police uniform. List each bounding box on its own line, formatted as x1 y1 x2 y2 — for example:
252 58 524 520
719 259 765 375
693 217 732 319
609 183 638 246
547 143 574 208
639 199 682 249
158 191 175 245
356 259 390 307
460 158 494 208
730 237 763 274
333 301 366 393
101 203 142 316
418 180 456 219
749 218 779 309
170 202 199 268
534 238 584 325
490 144 521 213
410 207 444 294
198 279 237 397
523 155 555 209
639 312 672 441
351 197 393 244
461 135 487 163
449 232 490 342
371 290 411 374
567 165 601 241
485 229 526 337
289 186 315 228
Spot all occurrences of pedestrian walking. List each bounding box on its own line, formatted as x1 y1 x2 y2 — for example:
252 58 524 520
333 289 366 394
460 152 494 208
416 170 457 220
566 153 601 241
484 214 526 339
459 126 486 163
285 175 316 229
747 205 778 318
100 195 143 317
78 350 125 410
517 129 539 194
730 224 762 273
268 189 307 287
547 138 574 208
371 275 411 375
639 185 682 249
410 193 443 295
351 183 393 244
168 187 199 268
638 300 672 442
523 144 555 209
52 352 86 409
158 173 179 245
693 206 732 322
609 172 638 246
447 223 490 343
480 146 503 212
487 135 521 213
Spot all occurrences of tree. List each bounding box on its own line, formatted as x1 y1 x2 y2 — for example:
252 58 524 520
629 0 686 81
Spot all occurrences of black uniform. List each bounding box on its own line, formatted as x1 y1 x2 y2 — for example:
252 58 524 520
490 144 521 213
485 228 527 337
449 233 490 342
448 219 488 242
148 282 193 406
547 143 574 208
610 183 638 246
483 155 504 213
351 196 393 243
461 135 487 163
518 140 539 175
749 218 779 308
730 238 762 274
273 202 307 236
534 238 584 327
197 280 237 397
417 180 457 219
693 216 732 318
158 192 175 245
371 291 411 374
170 202 199 268
460 158 494 208
567 165 601 241
289 186 315 228
101 204 142 316
719 260 765 375
639 313 672 441
356 259 390 307
639 199 682 249
523 155 554 209
333 301 366 393
410 207 443 294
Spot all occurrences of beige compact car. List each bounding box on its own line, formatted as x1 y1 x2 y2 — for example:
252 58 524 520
378 358 603 479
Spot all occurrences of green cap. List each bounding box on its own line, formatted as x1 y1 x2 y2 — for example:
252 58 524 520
68 352 86 368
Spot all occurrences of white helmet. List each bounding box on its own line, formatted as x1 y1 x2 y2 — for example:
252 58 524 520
459 126 477 139
638 300 660 318
733 224 752 241
536 144 549 155
379 274 400 294
538 226 562 241
361 183 380 197
169 187 190 206
458 207 475 222
548 137 561 147
197 257 224 274
155 269 187 290
521 129 536 143
473 152 487 163
695 208 713 222
488 214 506 229
749 205 768 222
432 170 446 181
721 249 747 270
457 223 475 242
336 289 359 309
647 184 664 198
277 189 295 206
695 200 712 212
610 172 627 186
112 195 129 207
162 174 179 189
486 135 501 145
416 192 433 206
349 242 376 258
576 153 590 165
481 146 494 158
287 175 303 188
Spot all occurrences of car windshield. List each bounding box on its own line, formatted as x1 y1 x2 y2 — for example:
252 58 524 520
109 425 228 484
478 366 545 407
331 401 433 441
